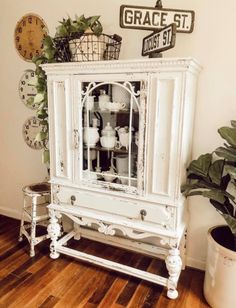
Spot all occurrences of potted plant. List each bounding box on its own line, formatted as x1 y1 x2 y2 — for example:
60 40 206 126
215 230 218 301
181 120 236 308
53 15 103 62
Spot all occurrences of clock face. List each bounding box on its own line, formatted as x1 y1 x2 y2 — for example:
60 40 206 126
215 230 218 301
22 116 45 150
15 13 48 61
19 70 37 109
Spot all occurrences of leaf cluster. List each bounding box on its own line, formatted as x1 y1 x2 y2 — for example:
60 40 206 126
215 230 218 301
181 121 236 244
55 15 103 38
181 121 236 243
27 37 56 164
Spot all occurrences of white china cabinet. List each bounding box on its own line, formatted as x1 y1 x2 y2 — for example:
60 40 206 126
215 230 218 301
42 58 201 298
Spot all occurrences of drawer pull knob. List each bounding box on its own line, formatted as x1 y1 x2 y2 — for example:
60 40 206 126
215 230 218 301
140 209 147 220
71 195 76 205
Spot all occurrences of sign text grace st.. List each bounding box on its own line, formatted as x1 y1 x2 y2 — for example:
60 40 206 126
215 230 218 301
120 5 194 33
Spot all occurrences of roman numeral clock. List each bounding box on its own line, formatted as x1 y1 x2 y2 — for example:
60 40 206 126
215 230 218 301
14 13 48 61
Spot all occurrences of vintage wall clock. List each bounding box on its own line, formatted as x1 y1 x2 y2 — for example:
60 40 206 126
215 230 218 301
19 69 37 109
15 13 48 61
22 116 45 150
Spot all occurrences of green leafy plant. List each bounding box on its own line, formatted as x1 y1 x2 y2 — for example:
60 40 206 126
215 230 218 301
55 15 103 38
181 120 236 250
27 15 103 164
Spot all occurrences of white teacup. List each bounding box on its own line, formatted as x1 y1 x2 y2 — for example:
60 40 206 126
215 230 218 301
102 167 116 182
106 102 126 112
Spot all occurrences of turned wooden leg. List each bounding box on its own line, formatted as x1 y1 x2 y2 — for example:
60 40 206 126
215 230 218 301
47 209 61 259
19 197 26 242
73 223 81 241
30 221 36 257
30 195 37 257
165 247 182 299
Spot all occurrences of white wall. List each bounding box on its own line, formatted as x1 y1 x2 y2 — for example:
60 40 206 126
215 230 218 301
1 0 235 269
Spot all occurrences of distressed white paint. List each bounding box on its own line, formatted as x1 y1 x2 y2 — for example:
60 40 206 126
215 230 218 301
43 58 200 297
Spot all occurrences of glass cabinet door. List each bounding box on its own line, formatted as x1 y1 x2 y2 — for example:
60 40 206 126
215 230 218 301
78 78 147 195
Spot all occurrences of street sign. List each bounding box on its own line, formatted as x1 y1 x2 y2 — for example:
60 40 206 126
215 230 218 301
142 23 176 56
120 5 195 33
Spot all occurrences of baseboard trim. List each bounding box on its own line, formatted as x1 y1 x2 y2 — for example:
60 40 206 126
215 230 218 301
0 206 21 220
186 256 205 270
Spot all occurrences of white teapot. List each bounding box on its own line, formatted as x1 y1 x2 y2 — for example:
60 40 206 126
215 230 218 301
100 122 117 149
101 122 116 137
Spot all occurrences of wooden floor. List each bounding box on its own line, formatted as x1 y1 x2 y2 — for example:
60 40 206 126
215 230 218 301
0 215 210 308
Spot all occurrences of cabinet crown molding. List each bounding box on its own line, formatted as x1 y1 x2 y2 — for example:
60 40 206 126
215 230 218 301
42 58 201 76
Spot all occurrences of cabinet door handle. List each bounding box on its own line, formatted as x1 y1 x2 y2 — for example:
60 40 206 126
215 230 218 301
60 161 64 172
73 129 79 149
71 195 76 205
140 209 147 221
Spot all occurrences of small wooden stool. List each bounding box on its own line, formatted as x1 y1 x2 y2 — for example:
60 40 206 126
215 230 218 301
19 182 51 257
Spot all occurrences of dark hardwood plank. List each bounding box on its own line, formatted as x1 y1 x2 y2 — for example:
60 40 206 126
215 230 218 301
39 295 60 308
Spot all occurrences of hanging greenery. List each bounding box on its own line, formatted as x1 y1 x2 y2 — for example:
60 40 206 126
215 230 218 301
27 15 103 164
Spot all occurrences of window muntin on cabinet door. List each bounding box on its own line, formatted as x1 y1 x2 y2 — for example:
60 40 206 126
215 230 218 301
77 78 147 195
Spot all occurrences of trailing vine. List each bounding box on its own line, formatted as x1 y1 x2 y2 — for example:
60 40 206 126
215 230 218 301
27 15 103 164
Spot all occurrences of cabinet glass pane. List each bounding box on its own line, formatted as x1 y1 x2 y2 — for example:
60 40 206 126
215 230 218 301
81 80 141 192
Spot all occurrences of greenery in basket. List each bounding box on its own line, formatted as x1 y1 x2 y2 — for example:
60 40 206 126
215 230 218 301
181 120 236 250
55 15 103 38
27 15 103 164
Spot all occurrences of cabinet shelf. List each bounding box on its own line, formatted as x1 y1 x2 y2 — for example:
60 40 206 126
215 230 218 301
83 108 139 114
84 144 138 154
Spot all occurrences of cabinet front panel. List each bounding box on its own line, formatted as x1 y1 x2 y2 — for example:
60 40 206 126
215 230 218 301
49 77 72 181
147 72 183 204
56 186 176 231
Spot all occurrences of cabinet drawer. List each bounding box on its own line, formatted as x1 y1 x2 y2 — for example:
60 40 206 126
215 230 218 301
55 187 176 231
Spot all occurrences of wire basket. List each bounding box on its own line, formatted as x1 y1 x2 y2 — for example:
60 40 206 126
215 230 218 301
69 33 122 62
